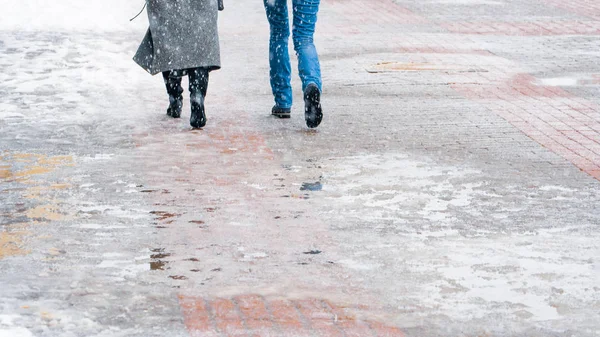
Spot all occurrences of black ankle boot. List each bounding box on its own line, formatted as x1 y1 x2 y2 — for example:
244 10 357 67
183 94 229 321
162 72 183 118
271 106 291 119
304 83 323 128
189 68 209 128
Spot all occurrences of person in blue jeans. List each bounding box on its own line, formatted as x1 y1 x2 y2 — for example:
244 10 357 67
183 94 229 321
263 0 323 128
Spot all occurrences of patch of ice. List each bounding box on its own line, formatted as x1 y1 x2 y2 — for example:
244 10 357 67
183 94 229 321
325 153 483 222
539 185 576 192
538 78 578 87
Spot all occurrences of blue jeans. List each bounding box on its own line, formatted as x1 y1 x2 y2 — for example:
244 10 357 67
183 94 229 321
263 0 322 109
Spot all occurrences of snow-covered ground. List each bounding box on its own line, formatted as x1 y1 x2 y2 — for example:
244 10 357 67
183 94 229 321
0 0 148 31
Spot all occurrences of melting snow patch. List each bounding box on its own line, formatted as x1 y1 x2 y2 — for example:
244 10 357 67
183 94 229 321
0 315 32 337
0 328 33 337
324 153 483 222
538 77 578 87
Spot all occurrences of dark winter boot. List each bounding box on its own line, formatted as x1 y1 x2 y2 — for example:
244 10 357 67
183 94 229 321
162 71 183 118
189 68 209 128
271 106 291 119
304 83 323 128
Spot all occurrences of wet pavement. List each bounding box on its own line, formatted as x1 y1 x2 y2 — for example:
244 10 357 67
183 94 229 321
1 0 600 336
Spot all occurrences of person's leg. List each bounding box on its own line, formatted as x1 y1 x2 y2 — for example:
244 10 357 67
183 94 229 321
263 0 293 115
162 71 184 118
292 0 323 128
188 67 209 128
292 0 322 92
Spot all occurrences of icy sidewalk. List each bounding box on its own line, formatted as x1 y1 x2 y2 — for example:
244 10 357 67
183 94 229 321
1 0 600 336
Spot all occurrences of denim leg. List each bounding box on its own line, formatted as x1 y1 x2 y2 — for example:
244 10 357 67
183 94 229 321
264 0 293 108
292 0 322 92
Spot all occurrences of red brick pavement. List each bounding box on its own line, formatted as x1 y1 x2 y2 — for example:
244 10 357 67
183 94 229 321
155 0 600 334
542 0 600 19
451 68 600 180
441 20 600 36
179 295 405 337
324 0 600 180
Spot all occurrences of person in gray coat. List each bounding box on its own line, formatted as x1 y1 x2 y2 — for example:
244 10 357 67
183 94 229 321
134 0 224 128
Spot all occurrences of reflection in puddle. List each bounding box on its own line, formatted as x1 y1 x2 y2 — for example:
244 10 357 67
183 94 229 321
189 220 208 228
169 275 188 280
149 211 178 221
150 248 171 271
300 181 323 191
281 194 310 200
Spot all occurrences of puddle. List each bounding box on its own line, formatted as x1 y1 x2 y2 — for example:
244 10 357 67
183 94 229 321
169 275 188 280
303 250 322 255
189 220 208 228
150 211 178 221
300 181 323 191
150 260 168 270
281 194 310 200
150 248 171 271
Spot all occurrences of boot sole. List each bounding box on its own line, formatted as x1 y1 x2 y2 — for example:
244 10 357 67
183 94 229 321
304 85 323 128
167 109 181 118
190 97 206 128
272 112 291 119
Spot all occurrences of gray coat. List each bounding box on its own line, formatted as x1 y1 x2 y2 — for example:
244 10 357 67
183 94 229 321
134 0 221 75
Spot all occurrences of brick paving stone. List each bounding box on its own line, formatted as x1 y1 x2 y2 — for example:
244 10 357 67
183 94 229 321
180 296 405 337
212 298 247 337
542 0 600 19
295 299 344 337
383 14 600 181
235 295 275 335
